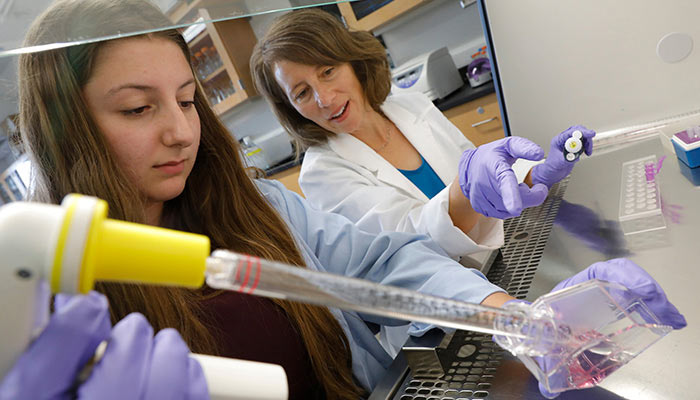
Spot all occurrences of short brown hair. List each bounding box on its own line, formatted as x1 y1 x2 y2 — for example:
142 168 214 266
251 8 391 150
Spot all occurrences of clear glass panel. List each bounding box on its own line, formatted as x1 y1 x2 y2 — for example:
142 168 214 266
0 0 353 58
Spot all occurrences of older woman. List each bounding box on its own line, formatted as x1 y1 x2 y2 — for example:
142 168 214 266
251 9 595 264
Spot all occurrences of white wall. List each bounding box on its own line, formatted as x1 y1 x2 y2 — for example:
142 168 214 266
483 0 700 148
378 0 485 69
219 96 283 141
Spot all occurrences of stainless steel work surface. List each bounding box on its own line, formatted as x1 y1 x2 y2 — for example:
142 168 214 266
371 136 698 399
511 137 699 400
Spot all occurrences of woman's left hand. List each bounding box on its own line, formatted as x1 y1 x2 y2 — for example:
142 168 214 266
531 125 596 188
552 258 686 329
498 258 685 399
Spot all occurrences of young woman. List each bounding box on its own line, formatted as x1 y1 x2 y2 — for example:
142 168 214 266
251 9 596 263
10 1 683 399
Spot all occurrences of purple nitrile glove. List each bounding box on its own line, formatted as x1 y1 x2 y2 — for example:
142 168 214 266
551 258 686 330
0 291 208 400
531 125 596 188
0 291 111 400
78 313 209 400
534 258 687 398
459 136 549 219
498 258 686 398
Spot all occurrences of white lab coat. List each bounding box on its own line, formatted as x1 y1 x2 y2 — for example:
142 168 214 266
300 91 535 261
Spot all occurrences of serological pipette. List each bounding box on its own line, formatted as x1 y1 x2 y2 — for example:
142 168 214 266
205 249 567 357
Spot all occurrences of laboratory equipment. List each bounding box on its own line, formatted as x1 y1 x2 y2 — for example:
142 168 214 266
391 47 463 101
563 129 584 162
671 126 700 168
0 194 674 397
0 154 30 205
499 279 671 394
204 46 223 71
465 57 492 88
241 136 270 170
252 127 294 167
676 157 700 186
531 125 595 189
618 155 666 235
0 195 287 400
205 250 673 394
206 249 560 356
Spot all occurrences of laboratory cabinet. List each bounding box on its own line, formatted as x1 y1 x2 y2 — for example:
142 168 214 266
170 8 258 115
442 92 504 146
337 0 433 32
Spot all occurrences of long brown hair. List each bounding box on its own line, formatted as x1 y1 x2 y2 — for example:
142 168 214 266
18 0 363 397
251 8 391 150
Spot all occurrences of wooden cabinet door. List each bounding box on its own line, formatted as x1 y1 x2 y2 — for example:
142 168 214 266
338 0 431 32
186 9 258 115
442 93 505 146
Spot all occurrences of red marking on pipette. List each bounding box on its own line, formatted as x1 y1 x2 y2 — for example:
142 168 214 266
247 257 261 294
238 256 254 292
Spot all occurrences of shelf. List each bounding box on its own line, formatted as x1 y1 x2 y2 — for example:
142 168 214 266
202 65 227 83
211 89 249 115
181 8 258 115
188 29 209 48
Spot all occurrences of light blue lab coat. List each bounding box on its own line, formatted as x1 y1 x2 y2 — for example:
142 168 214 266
258 179 504 391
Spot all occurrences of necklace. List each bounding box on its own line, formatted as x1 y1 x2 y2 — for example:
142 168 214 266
375 121 393 153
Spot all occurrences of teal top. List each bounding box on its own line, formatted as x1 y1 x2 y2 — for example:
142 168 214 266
398 155 446 198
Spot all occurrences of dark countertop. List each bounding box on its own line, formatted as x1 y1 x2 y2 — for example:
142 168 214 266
264 153 304 177
433 79 495 112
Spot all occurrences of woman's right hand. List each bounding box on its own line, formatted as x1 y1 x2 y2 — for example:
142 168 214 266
458 137 549 219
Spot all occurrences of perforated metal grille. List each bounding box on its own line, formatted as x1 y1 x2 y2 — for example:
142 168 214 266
387 178 569 400
487 177 569 299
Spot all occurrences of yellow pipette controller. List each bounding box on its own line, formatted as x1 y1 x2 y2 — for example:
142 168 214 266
51 194 209 293
0 195 288 400
0 195 209 377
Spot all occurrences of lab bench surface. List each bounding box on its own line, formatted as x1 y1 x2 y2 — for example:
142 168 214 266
265 153 303 177
371 137 700 399
433 80 495 112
